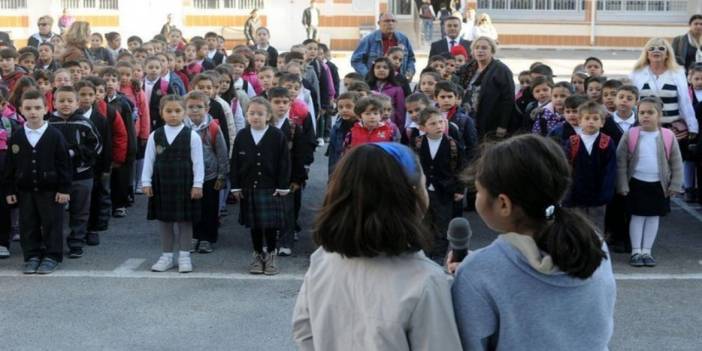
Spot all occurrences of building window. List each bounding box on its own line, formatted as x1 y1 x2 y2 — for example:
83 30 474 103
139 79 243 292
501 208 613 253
478 0 583 11
390 0 413 15
61 0 118 9
193 0 265 9
0 0 26 9
596 0 686 12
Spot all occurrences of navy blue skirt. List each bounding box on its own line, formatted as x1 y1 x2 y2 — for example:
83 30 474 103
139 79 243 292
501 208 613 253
627 178 670 216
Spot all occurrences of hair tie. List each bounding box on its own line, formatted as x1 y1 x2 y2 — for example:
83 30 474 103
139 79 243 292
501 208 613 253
544 204 560 220
372 142 418 181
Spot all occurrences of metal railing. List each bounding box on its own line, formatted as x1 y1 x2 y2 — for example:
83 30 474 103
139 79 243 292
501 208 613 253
477 0 585 20
594 0 687 22
0 0 26 9
194 0 264 9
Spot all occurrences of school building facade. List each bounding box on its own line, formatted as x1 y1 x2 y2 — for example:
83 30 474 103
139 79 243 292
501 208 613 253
0 0 699 50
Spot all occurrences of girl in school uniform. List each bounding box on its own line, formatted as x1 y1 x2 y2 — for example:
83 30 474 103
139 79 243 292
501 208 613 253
617 96 683 267
142 95 204 273
230 97 291 276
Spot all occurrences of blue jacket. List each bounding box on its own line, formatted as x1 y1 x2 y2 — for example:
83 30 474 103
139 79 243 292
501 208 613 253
351 30 416 78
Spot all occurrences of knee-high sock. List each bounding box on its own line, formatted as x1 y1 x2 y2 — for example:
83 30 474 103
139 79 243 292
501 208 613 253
641 216 660 253
159 221 175 253
629 215 645 253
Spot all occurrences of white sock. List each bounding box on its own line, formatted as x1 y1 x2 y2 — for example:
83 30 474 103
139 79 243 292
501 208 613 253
179 251 190 258
641 248 651 255
629 215 645 252
631 248 642 255
642 216 660 253
162 252 173 259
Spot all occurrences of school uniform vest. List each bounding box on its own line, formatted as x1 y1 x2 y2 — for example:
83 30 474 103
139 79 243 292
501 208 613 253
565 133 617 207
147 126 201 222
349 123 394 147
415 134 462 196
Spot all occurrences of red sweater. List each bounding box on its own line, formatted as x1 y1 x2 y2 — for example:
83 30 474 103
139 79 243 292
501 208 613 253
347 122 394 149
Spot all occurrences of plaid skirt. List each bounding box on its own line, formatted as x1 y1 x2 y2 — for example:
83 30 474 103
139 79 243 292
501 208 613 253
239 188 285 230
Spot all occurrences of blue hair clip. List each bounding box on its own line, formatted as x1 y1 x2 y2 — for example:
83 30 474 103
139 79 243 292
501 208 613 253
372 142 418 180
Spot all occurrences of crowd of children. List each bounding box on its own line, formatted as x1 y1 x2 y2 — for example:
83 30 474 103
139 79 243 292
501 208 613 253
0 18 699 276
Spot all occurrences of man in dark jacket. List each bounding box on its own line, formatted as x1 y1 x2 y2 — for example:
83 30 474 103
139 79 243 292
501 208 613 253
672 14 702 73
429 16 471 59
302 0 321 40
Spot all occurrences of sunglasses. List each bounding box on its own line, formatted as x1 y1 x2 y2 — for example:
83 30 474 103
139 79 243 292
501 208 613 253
647 46 666 52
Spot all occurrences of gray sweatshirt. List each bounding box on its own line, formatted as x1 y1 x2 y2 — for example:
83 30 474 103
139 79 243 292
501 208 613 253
452 234 616 351
186 116 229 182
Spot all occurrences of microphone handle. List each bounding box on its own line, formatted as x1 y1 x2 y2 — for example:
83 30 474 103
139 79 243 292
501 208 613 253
451 248 468 263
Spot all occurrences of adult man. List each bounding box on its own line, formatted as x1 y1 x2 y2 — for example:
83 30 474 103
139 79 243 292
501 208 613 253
302 0 321 41
428 16 471 59
673 14 702 73
351 13 416 79
27 16 59 48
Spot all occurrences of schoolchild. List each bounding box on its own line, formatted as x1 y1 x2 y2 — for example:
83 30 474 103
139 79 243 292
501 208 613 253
0 88 21 258
585 56 605 77
549 95 588 147
585 76 606 104
366 57 406 129
688 65 702 203
532 81 573 136
601 79 623 114
343 96 395 150
327 91 360 175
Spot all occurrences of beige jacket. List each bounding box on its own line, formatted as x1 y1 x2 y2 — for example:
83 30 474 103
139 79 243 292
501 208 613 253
616 128 684 195
292 248 462 351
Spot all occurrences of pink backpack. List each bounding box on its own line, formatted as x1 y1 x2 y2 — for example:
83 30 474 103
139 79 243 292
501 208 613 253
627 126 675 160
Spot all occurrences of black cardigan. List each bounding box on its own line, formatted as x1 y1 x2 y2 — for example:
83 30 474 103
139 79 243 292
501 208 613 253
230 126 291 191
4 125 72 195
459 59 515 138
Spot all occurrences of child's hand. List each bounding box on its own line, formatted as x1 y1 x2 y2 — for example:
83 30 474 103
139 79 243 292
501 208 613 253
290 182 300 192
191 187 203 200
143 186 153 197
55 193 70 204
213 179 224 191
445 251 460 275
495 127 507 138
231 191 243 201
5 195 17 205
453 193 465 201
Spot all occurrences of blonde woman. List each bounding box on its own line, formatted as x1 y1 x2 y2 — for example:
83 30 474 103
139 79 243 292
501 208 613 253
630 37 699 199
471 13 497 42
60 21 92 64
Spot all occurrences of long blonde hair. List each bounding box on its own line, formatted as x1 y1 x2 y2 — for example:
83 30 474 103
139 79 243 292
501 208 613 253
63 21 91 48
633 37 679 71
476 13 493 27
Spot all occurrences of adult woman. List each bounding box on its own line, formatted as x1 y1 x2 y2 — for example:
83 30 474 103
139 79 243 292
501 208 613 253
456 36 514 139
461 8 476 41
243 9 260 46
292 143 461 350
630 37 699 195
471 13 497 43
60 21 91 64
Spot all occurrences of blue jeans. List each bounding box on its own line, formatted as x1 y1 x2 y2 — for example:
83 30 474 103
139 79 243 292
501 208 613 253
422 19 433 42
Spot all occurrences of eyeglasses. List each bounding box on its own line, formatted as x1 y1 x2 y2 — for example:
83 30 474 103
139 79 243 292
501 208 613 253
647 46 666 52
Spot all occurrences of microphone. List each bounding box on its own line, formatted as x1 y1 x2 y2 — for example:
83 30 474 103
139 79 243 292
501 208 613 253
447 217 472 263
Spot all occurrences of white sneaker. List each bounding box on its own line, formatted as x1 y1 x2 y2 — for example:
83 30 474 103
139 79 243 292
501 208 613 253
317 137 325 146
178 255 192 273
0 245 9 259
151 255 175 272
278 247 292 256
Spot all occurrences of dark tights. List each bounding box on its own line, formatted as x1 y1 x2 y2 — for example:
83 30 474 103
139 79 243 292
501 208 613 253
251 228 277 253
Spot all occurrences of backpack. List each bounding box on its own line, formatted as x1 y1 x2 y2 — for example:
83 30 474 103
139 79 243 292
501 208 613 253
420 4 434 19
568 133 611 163
208 119 220 147
626 126 674 160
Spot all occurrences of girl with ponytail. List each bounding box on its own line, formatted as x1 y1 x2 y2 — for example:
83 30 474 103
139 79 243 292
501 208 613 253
451 134 615 350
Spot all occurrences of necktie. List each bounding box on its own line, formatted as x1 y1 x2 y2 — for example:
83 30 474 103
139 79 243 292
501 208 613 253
450 40 456 49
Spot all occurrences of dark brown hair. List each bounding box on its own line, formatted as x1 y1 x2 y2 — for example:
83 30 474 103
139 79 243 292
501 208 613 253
314 144 430 257
467 134 607 279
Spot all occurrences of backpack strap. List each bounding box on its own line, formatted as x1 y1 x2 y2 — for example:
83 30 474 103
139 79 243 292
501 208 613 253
598 133 611 151
568 134 580 163
208 119 220 147
448 137 458 172
661 127 674 160
627 126 641 156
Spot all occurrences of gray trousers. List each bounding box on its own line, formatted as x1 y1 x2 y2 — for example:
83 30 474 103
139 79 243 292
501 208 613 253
67 178 94 248
159 221 193 253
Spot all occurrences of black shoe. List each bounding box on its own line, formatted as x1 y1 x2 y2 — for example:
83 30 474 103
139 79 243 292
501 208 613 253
642 254 657 267
36 258 58 274
23 257 41 274
112 208 127 218
68 247 84 259
86 232 100 246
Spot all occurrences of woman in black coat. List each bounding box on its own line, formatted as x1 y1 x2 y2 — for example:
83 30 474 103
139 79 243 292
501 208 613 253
456 36 515 139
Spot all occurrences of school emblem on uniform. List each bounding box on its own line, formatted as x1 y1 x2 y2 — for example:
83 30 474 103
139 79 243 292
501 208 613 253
11 144 19 154
156 145 164 154
378 131 386 139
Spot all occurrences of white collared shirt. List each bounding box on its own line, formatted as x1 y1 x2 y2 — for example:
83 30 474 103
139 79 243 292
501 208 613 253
251 125 269 145
82 108 92 119
25 121 48 147
579 131 599 155
144 77 158 105
612 111 636 134
274 113 289 130
141 123 205 188
695 89 702 103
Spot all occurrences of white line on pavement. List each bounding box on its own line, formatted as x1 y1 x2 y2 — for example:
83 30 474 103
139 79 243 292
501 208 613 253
1 270 702 281
112 258 146 273
671 197 702 223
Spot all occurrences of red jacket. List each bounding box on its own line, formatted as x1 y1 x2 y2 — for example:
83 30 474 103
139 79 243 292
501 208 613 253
96 100 128 164
289 99 309 127
1 70 25 92
347 122 394 149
